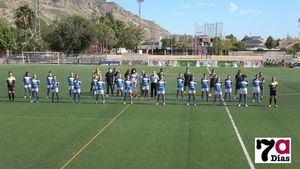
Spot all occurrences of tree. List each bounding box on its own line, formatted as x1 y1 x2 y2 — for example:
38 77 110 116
95 23 116 53
123 23 144 50
45 15 96 54
14 5 35 30
17 29 44 51
265 36 276 50
0 19 17 54
233 41 246 51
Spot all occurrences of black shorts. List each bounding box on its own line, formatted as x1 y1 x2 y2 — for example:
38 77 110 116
260 85 264 90
7 87 15 92
184 82 189 87
270 90 277 96
235 84 240 90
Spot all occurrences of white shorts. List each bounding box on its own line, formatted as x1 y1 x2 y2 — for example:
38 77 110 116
188 90 196 94
69 86 74 90
32 88 39 92
125 89 132 93
142 86 150 90
177 87 184 91
240 88 248 95
158 90 165 94
52 88 59 93
253 87 260 93
202 88 209 92
24 84 31 89
97 90 104 95
74 89 81 94
47 85 52 88
215 91 223 95
225 88 232 93
117 87 124 90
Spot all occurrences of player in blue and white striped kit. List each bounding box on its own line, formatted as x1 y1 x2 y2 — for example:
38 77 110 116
224 75 233 102
31 74 40 103
157 75 166 106
124 75 133 104
201 74 210 102
176 73 184 101
187 75 197 106
23 71 32 99
213 77 224 106
73 74 82 104
96 76 105 104
141 73 150 101
238 75 249 107
68 73 75 99
46 71 54 99
51 75 60 103
115 75 124 98
252 74 261 103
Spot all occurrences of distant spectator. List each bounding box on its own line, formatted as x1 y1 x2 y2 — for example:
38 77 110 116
150 71 159 97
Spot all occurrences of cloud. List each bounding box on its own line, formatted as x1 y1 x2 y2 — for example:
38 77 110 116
240 9 263 16
229 2 238 12
180 3 191 9
197 2 216 6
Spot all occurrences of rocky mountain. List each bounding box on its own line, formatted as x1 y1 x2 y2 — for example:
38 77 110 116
0 0 170 40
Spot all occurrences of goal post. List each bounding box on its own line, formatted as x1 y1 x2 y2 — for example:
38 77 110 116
21 52 63 64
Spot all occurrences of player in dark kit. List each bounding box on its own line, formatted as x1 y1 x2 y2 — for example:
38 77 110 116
234 70 242 99
269 77 279 108
209 69 217 96
184 68 192 92
6 71 16 102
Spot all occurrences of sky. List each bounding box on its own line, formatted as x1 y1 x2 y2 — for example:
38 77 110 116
107 0 300 39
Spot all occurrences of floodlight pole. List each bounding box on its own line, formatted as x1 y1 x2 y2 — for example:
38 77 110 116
137 0 144 27
33 0 41 35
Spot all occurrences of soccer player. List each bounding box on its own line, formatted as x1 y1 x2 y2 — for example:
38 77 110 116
131 68 138 97
68 73 75 99
46 71 54 99
252 74 261 103
213 77 224 106
6 71 16 102
269 77 279 107
124 75 133 104
238 75 249 107
96 76 106 104
184 68 192 92
234 70 242 99
176 73 184 101
187 75 197 106
139 70 145 97
156 75 166 106
209 69 218 95
259 72 265 99
73 74 82 104
31 74 40 103
141 73 150 101
91 74 98 97
224 75 233 102
105 67 115 96
201 74 210 102
23 71 32 99
115 74 124 98
51 75 60 103
150 71 159 97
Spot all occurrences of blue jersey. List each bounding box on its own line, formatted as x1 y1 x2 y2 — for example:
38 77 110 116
68 76 75 86
201 78 209 89
124 80 132 90
177 78 184 89
253 79 261 88
31 79 40 89
52 80 59 90
23 76 31 85
240 80 249 89
225 79 232 89
74 79 81 90
47 76 53 85
116 78 124 89
157 80 166 92
97 80 105 91
142 77 150 87
189 81 196 91
214 82 222 92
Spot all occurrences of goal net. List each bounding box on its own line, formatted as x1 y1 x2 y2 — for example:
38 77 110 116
21 52 63 64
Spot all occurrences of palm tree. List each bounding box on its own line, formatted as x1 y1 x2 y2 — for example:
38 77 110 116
14 5 35 30
18 29 43 51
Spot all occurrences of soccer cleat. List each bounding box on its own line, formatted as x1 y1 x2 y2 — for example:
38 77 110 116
163 103 166 106
30 100 34 103
96 101 98 104
24 96 27 99
269 105 272 107
238 104 241 107
245 104 248 107
69 97 72 100
194 103 197 106
29 96 31 99
187 103 190 106
252 100 255 103
156 103 159 106
130 102 133 105
124 102 126 105
274 105 278 108
37 101 40 103
209 93 212 97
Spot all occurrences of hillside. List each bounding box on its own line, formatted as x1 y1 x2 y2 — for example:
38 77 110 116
0 0 170 40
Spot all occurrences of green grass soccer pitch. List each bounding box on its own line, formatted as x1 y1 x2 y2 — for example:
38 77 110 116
0 64 299 169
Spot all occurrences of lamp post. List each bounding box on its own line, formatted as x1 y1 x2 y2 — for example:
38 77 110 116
137 0 144 27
